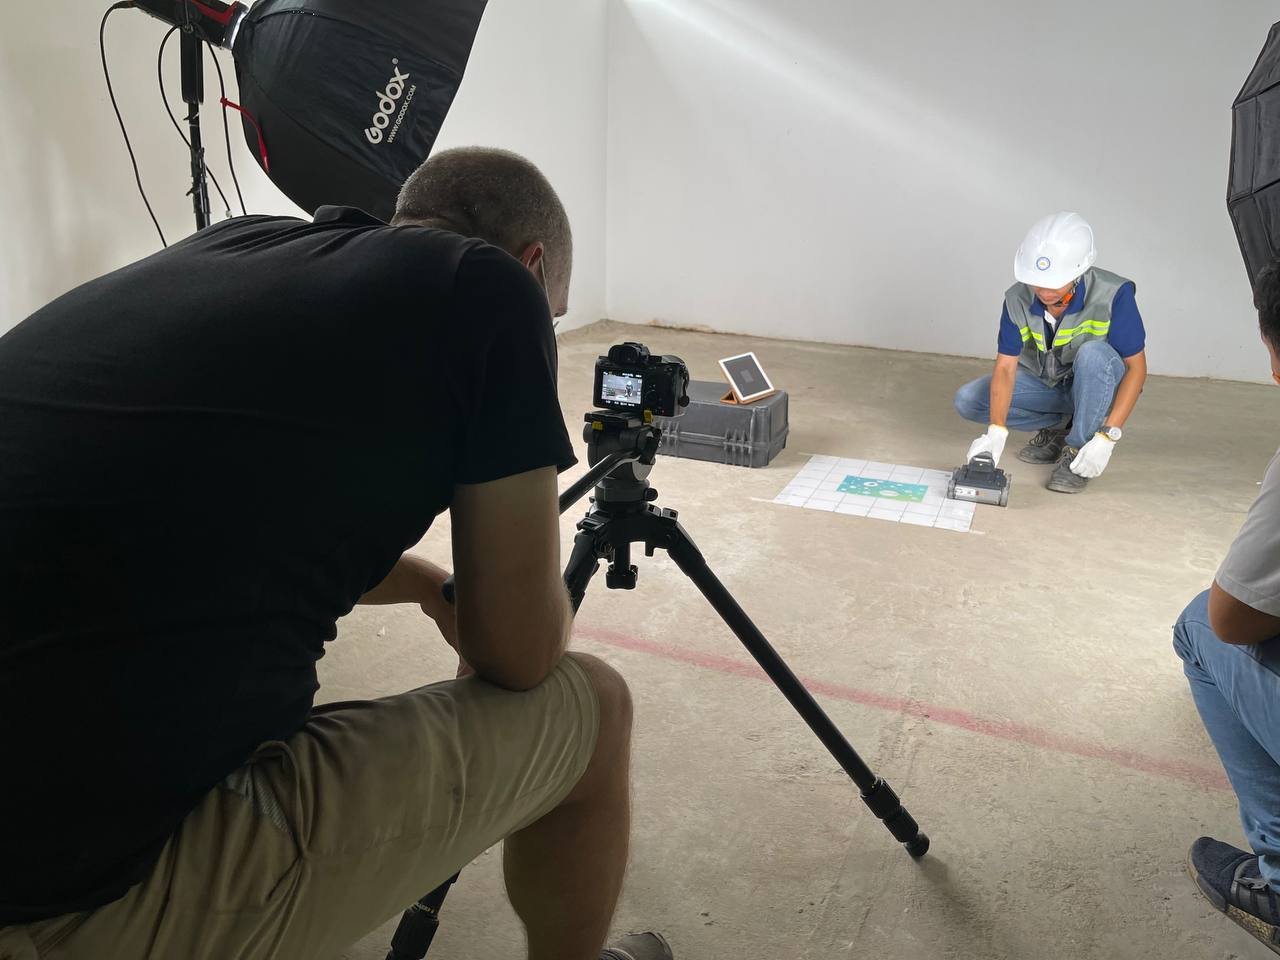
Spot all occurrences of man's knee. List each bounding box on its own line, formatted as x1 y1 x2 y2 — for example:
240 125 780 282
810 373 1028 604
1173 589 1214 664
566 653 633 747
1074 339 1122 374
954 377 991 422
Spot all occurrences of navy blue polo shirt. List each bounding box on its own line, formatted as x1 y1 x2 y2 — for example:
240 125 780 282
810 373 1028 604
997 277 1145 359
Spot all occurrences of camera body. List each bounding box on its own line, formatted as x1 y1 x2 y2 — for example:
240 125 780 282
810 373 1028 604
593 342 690 418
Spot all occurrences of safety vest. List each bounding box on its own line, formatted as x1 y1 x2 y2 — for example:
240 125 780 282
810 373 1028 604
1004 267 1133 387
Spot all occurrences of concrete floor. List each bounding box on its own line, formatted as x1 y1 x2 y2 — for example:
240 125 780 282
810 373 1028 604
331 320 1275 960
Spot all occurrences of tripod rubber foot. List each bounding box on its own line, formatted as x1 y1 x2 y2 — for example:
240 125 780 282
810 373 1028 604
905 832 930 859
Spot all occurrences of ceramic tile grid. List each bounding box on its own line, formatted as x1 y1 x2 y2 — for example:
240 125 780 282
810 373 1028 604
772 455 977 532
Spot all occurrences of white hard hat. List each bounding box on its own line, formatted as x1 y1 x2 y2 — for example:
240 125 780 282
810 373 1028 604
1013 212 1096 288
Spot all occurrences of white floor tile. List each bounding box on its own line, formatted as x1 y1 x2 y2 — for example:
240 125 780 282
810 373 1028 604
904 502 940 516
870 504 911 519
889 466 925 482
840 494 880 509
835 503 872 517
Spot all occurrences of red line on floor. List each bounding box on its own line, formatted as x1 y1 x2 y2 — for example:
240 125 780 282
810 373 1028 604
576 626 1231 793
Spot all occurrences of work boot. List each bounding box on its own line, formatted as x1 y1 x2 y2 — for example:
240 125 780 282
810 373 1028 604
1017 422 1071 464
1188 837 1280 955
1046 445 1088 494
601 933 673 960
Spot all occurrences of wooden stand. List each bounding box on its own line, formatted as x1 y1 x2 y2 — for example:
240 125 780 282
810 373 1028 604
721 387 775 405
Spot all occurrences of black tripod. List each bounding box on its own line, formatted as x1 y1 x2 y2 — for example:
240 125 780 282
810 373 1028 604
386 411 929 959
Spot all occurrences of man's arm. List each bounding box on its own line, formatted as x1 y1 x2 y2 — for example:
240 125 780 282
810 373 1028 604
988 353 1019 427
358 553 458 652
359 553 450 608
1209 580 1280 645
1103 350 1147 429
449 465 571 691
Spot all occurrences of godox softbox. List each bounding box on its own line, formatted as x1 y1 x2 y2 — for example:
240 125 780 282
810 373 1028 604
1230 20 1280 284
135 0 489 221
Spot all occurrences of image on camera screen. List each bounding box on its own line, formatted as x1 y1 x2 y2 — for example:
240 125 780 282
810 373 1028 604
601 371 643 406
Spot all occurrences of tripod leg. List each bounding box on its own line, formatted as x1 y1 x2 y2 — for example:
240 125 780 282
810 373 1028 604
385 873 459 960
563 525 603 612
664 527 929 858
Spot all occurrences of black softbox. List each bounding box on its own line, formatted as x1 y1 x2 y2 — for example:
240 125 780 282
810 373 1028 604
231 0 489 221
1229 20 1280 284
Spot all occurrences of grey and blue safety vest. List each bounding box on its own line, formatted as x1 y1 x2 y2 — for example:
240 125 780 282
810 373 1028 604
1004 267 1134 387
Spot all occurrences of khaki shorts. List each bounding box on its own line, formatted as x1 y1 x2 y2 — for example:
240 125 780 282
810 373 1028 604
1 656 599 960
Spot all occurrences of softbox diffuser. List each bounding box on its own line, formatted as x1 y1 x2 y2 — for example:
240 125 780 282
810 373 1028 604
232 0 489 221
1230 20 1280 284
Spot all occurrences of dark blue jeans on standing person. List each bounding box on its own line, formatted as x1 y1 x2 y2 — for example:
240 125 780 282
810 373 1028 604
1174 590 1280 889
953 340 1127 449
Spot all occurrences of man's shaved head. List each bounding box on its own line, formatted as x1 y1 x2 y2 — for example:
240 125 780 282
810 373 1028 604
392 147 573 305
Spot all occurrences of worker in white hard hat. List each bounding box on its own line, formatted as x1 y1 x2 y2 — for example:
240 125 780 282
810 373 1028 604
953 212 1148 493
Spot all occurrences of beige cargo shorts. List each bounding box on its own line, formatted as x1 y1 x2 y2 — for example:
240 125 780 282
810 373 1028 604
0 656 599 960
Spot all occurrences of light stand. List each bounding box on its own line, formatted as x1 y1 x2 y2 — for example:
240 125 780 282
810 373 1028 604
179 29 210 230
132 0 247 231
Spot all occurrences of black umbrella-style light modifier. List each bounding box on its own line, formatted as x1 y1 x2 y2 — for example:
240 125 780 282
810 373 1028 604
1230 20 1280 285
231 0 489 220
135 0 489 222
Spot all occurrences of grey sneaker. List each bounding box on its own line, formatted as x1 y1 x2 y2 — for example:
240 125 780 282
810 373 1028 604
1189 837 1280 954
601 932 673 960
1017 425 1069 464
1046 446 1088 493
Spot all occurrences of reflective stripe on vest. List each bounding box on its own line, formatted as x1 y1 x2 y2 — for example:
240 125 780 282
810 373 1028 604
1017 318 1113 351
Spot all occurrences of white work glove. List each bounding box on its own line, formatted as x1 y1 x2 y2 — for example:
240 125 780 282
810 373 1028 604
1070 433 1116 478
966 424 1009 467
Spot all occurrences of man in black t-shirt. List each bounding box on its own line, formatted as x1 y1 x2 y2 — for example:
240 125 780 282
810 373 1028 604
0 148 670 960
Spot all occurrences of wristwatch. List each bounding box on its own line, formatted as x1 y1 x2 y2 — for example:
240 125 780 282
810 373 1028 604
1099 425 1122 442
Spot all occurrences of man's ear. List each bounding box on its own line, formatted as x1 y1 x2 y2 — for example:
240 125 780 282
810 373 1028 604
518 242 545 271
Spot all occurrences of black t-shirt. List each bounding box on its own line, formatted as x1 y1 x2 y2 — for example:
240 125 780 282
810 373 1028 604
0 207 576 924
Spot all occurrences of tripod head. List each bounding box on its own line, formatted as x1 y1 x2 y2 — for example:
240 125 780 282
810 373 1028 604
582 410 661 507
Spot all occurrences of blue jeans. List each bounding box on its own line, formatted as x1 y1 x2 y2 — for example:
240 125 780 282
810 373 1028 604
953 340 1127 449
1174 590 1280 887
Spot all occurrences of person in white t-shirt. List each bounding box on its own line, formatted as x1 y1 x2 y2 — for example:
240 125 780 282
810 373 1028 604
1175 258 1280 955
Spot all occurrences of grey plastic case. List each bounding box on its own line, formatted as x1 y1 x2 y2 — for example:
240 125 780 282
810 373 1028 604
653 380 789 468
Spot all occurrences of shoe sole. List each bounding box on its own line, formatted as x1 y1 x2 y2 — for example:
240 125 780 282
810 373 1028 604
1188 850 1280 955
1045 479 1086 494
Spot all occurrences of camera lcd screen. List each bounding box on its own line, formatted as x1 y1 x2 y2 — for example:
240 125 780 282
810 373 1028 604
600 371 643 406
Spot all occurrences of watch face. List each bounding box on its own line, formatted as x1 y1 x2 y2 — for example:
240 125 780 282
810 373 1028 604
1105 427 1122 441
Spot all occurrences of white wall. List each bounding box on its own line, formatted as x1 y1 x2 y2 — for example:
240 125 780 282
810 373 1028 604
605 0 1277 381
0 0 608 336
438 0 608 330
7 1 1275 380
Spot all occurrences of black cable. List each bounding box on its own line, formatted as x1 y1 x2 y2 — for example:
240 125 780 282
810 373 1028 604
101 1 167 247
157 26 232 218
208 49 246 216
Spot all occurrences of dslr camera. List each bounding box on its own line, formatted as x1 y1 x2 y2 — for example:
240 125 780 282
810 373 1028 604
593 342 690 418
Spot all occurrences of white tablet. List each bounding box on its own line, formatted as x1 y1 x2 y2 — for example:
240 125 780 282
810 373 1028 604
718 351 776 403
